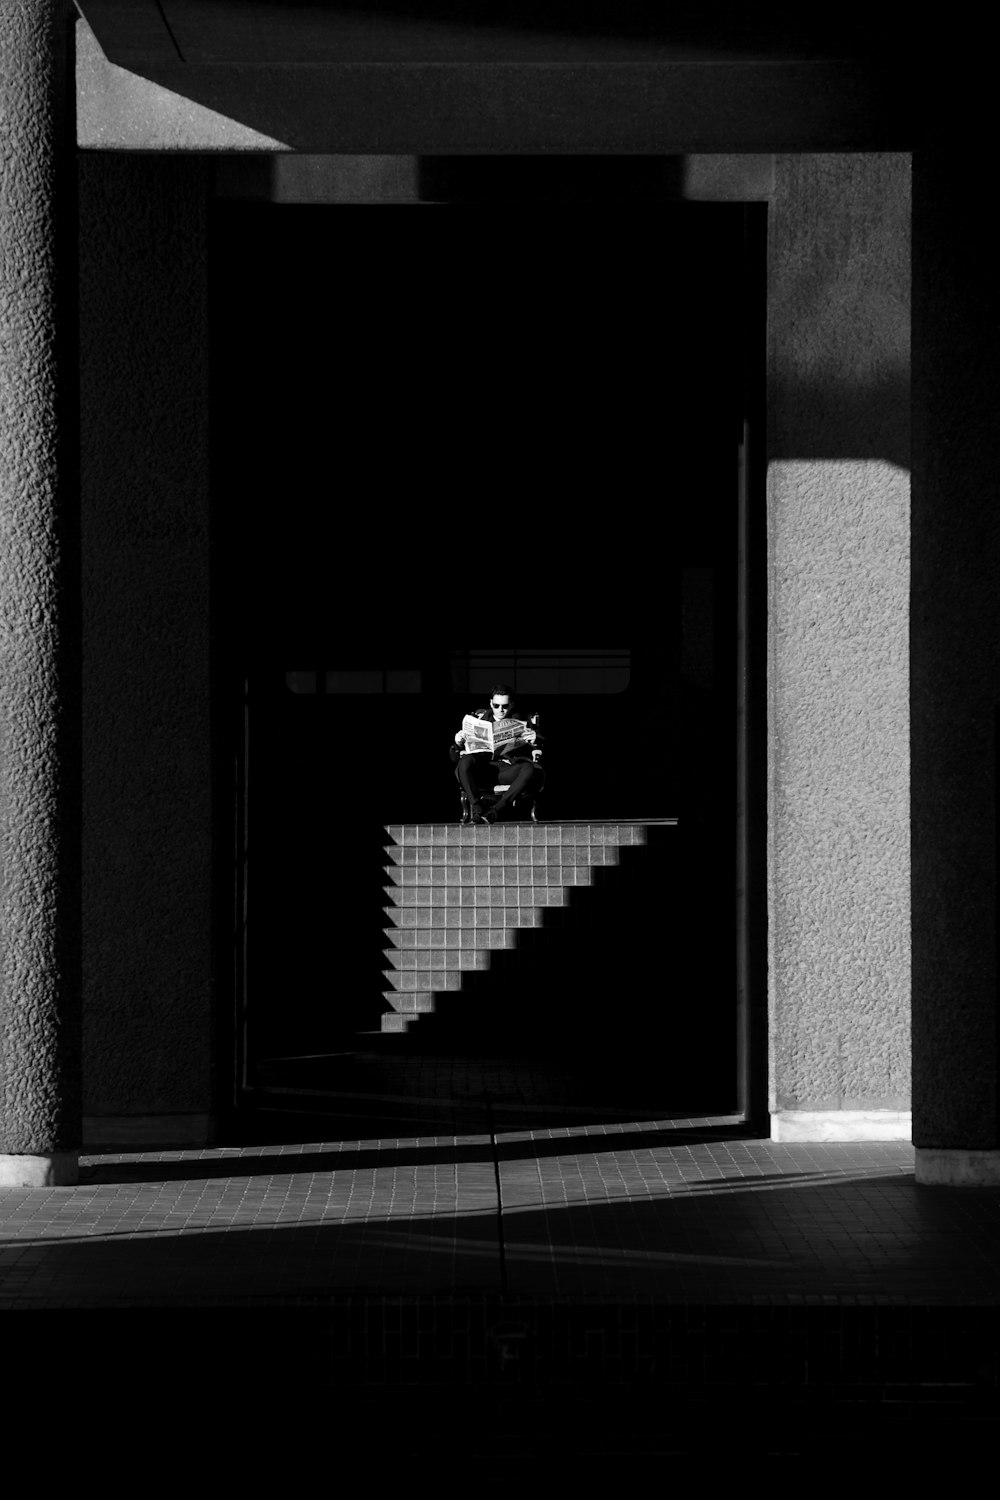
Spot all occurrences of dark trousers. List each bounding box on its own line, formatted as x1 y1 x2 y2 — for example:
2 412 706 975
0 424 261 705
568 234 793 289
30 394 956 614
457 754 543 809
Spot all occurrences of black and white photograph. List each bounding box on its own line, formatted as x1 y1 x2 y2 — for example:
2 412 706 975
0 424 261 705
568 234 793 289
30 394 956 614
1 0 996 1475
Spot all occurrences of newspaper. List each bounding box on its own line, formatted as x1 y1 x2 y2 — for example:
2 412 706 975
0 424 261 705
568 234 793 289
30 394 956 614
461 713 528 756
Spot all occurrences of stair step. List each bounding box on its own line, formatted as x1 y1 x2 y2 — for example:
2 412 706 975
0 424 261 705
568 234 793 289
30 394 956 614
374 821 674 1039
384 885 570 907
384 845 619 867
385 824 650 848
382 991 438 1013
384 906 544 929
383 949 491 973
384 866 594 888
380 1013 418 1033
383 969 465 992
383 927 516 950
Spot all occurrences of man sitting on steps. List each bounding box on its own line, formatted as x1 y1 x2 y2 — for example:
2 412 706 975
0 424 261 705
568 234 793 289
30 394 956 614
449 682 545 824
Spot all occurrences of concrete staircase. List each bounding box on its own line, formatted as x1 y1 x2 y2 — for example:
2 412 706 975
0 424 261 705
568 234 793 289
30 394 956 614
381 821 665 1036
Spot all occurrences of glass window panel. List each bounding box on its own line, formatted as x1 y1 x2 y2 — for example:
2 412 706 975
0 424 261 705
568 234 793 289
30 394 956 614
286 670 318 694
516 668 560 695
325 669 382 694
459 648 630 693
470 669 507 696
558 666 631 693
385 669 422 694
474 659 516 675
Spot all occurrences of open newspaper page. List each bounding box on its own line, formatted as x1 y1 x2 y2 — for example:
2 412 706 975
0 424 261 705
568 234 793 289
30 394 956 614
461 713 527 755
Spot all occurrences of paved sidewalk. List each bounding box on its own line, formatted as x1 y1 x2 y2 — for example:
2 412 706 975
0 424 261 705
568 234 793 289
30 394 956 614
5 1120 999 1465
1 1122 997 1308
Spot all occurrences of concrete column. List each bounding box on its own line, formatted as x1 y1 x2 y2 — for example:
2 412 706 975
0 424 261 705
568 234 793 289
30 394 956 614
0 1 81 1187
911 149 1000 1186
766 156 912 1143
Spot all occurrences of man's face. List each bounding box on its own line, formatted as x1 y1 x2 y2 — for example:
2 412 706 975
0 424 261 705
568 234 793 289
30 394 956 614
490 696 511 720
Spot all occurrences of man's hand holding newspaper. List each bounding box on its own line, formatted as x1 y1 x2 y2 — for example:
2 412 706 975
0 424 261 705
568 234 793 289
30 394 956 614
455 715 542 773
458 713 528 755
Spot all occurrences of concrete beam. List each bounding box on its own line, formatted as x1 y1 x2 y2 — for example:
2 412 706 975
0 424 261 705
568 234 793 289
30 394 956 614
76 12 920 155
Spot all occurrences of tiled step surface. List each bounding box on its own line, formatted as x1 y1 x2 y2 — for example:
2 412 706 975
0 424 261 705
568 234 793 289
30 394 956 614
386 886 574 907
385 825 650 847
384 845 620 867
380 822 660 1033
384 927 517 950
384 906 546 929
385 865 602 886
384 948 493 970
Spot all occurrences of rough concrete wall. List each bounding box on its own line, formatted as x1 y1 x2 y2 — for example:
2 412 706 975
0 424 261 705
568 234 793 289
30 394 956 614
78 155 213 1115
0 1 81 1154
911 151 999 1148
768 155 911 1113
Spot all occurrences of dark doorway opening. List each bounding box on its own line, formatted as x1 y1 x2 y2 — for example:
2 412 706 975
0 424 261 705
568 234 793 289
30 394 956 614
209 187 760 1138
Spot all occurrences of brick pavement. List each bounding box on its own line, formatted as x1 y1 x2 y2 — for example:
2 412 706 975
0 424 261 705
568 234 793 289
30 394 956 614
3 1118 998 1462
1 1124 997 1308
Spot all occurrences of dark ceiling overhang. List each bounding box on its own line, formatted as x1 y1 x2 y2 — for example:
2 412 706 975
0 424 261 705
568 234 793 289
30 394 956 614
77 1 925 153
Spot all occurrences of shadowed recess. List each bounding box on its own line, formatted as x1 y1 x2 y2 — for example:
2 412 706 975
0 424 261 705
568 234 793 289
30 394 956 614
94 1 909 64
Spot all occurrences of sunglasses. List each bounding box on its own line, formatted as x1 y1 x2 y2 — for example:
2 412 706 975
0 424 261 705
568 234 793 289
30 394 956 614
490 701 510 709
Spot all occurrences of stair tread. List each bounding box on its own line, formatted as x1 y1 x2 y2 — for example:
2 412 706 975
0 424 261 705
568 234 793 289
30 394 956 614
383 929 515 948
383 970 465 990
382 993 437 1013
384 887 569 903
384 877 586 884
384 831 652 849
384 848 619 866
383 950 491 970
384 908 544 929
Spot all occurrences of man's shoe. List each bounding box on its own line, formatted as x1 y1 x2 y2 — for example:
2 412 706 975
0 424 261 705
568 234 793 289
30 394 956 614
471 802 488 824
481 806 496 824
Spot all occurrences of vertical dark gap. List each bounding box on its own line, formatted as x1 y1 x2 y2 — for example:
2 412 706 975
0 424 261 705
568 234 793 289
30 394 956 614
238 677 250 1096
736 428 750 1122
208 199 240 1131
738 200 770 1132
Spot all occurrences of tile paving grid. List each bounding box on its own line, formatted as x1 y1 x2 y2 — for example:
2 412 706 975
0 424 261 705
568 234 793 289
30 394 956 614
1 1132 999 1308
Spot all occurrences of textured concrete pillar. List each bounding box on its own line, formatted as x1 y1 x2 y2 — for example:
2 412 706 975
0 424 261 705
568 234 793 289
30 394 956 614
0 1 81 1186
766 156 911 1142
911 149 1000 1185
